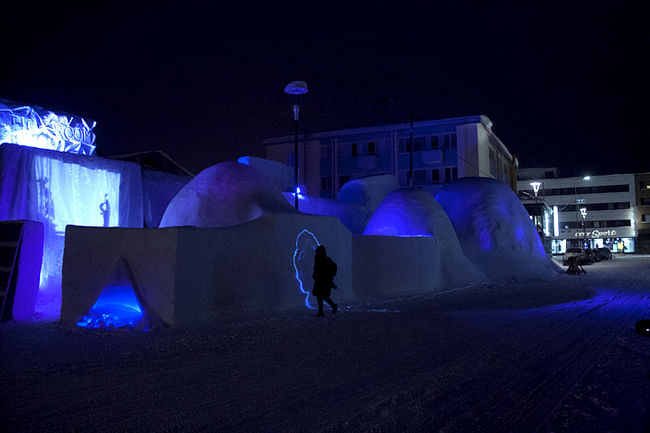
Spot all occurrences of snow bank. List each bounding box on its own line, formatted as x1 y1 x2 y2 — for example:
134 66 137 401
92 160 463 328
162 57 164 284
435 177 559 280
159 162 296 228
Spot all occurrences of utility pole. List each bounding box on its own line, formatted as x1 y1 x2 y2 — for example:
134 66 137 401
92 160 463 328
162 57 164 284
409 112 414 188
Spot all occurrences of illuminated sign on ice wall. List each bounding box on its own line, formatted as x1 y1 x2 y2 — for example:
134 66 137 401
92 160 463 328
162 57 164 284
0 98 96 155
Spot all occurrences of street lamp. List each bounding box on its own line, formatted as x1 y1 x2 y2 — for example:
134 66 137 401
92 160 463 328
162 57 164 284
574 175 590 245
284 80 309 210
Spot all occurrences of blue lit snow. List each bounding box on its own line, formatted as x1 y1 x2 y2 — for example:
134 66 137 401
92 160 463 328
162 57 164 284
76 285 147 330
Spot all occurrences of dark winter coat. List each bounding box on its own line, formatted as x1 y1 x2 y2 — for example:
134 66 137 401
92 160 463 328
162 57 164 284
312 255 334 297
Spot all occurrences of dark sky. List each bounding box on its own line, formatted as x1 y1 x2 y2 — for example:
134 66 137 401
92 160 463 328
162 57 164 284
1 3 647 177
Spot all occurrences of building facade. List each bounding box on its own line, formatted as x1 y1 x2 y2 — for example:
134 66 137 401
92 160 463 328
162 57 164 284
517 172 637 254
263 115 517 199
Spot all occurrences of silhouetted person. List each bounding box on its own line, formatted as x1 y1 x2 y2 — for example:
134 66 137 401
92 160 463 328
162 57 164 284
100 193 110 227
566 256 586 275
312 245 338 317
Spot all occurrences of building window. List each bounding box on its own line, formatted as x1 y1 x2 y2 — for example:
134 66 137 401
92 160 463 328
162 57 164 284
432 169 440 183
414 136 427 151
641 181 650 190
643 215 650 223
398 138 410 153
321 144 331 160
288 151 295 166
450 133 457 149
414 170 426 185
351 143 357 156
321 176 332 191
367 141 376 154
430 136 439 149
642 197 650 206
444 166 458 182
489 148 496 176
399 171 408 187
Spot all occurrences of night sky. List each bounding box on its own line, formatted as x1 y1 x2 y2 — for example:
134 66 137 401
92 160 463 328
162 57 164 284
1 4 647 177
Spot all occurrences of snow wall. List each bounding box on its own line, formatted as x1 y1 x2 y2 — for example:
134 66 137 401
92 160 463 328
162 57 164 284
435 177 559 280
282 193 369 235
62 213 354 327
354 189 486 298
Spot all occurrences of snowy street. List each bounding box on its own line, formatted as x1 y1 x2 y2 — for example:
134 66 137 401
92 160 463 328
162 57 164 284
2 256 649 433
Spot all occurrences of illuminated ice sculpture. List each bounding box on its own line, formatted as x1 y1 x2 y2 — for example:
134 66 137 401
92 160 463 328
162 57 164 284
0 98 96 155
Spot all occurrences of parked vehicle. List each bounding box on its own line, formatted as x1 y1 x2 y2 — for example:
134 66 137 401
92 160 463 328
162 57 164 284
584 248 599 264
597 247 613 260
562 247 587 266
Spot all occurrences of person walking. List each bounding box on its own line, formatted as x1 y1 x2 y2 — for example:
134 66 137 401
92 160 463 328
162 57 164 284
312 245 338 317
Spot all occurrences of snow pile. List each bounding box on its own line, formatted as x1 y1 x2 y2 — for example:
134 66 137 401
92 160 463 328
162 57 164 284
338 174 399 216
435 177 559 280
159 162 296 228
283 194 369 235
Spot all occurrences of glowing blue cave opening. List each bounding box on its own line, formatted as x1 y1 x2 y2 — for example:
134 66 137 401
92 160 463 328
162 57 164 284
293 229 320 309
76 285 147 331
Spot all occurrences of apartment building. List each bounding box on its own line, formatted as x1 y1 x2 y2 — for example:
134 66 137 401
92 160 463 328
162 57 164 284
263 115 518 199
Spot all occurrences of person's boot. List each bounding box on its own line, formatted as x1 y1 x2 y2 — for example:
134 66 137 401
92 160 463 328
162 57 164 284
315 311 324 317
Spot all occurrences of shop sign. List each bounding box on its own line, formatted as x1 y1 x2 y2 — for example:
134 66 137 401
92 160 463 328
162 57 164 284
574 229 617 238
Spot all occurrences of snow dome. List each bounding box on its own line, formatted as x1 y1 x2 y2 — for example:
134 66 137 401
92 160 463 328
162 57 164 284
160 161 296 228
435 177 558 280
362 188 485 286
338 174 399 215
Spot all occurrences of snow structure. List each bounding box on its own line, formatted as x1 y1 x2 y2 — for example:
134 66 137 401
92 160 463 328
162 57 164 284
281 193 369 235
62 213 354 327
237 156 294 193
355 189 486 298
63 161 355 327
159 161 297 228
338 174 400 218
435 177 560 280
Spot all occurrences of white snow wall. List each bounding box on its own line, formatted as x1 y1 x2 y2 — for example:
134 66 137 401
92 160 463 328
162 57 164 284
61 213 353 326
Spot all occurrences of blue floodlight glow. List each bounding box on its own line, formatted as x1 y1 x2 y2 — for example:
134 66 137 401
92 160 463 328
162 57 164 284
293 229 320 309
76 285 147 330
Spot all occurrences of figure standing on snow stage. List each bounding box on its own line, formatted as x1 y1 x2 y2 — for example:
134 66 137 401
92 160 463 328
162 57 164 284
312 245 338 317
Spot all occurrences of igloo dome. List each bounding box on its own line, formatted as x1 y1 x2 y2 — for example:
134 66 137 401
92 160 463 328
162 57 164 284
159 162 296 228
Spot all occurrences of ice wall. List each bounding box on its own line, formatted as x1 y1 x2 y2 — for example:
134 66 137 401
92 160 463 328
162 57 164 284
435 177 559 280
160 161 296 228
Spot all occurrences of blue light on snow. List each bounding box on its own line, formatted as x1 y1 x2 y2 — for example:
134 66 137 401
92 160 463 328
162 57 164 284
293 229 320 309
76 285 147 330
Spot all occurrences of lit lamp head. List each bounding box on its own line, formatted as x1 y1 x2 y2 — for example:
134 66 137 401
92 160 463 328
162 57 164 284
529 181 542 198
580 207 587 218
284 81 309 121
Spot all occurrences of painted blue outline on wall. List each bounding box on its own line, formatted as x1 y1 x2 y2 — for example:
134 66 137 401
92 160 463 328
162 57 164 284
293 229 320 309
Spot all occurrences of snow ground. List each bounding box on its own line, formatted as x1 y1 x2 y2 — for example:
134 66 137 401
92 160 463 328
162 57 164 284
1 256 649 433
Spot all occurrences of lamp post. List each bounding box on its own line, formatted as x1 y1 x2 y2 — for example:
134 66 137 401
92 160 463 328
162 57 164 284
284 80 309 210
574 175 591 245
